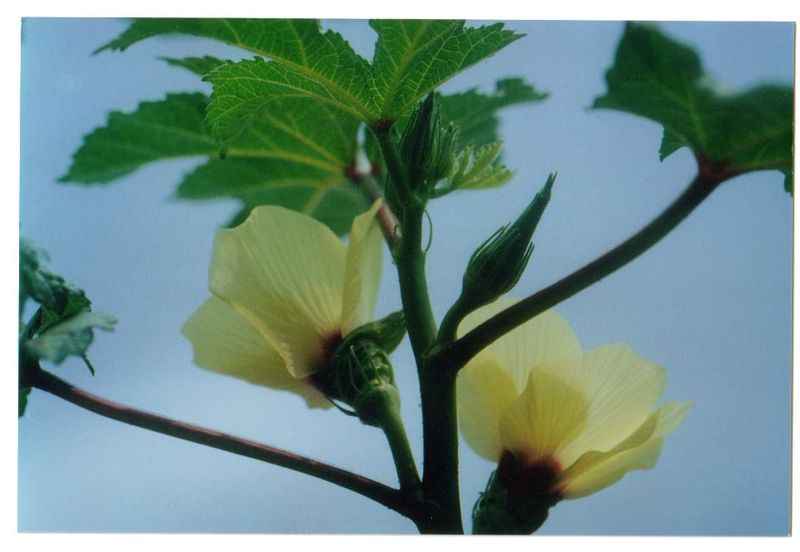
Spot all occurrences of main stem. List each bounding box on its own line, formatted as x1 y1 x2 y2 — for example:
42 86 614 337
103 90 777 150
375 128 463 534
445 170 723 369
28 366 415 518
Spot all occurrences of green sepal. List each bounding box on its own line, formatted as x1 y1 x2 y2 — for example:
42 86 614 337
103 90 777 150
472 470 559 535
312 338 399 427
311 311 405 426
343 311 406 355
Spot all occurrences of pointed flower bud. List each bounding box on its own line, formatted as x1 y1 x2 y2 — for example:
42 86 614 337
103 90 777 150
399 93 457 198
460 173 556 311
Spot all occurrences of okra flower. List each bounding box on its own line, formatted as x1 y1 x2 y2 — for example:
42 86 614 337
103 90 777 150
182 201 384 408
458 299 690 533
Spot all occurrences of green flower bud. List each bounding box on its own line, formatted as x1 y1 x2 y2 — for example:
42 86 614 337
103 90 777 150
399 93 457 198
460 173 556 311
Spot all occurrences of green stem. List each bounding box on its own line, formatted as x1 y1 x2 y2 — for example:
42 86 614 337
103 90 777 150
29 366 417 518
443 171 722 369
374 129 416 208
378 402 422 493
373 125 463 534
395 207 437 358
415 364 462 534
436 294 470 347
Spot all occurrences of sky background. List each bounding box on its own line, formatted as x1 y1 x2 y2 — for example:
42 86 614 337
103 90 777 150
18 18 793 535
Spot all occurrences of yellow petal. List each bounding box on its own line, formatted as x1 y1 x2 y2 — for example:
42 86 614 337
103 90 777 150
209 206 347 378
499 363 590 463
341 200 384 336
460 299 582 391
457 357 518 461
559 343 667 465
559 401 691 498
182 297 329 409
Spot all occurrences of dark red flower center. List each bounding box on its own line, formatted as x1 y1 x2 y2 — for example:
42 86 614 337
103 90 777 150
319 331 343 368
496 450 562 499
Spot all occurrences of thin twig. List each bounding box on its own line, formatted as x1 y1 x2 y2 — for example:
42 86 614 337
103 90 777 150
29 367 416 517
355 174 401 247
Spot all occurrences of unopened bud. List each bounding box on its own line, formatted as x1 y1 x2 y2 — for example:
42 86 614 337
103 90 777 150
460 173 556 311
399 93 457 198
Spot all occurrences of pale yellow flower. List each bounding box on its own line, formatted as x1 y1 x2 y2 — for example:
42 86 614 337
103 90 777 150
182 201 384 408
458 299 691 499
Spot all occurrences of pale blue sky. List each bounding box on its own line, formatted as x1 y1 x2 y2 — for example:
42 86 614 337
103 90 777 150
18 18 793 534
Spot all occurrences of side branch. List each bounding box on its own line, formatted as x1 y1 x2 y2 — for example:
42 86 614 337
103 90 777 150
353 173 401 247
29 367 414 517
444 171 722 368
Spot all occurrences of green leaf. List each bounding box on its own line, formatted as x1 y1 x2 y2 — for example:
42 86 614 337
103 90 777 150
38 293 92 336
594 23 794 191
439 78 547 148
26 310 117 365
19 387 31 418
177 158 331 200
20 238 89 321
161 55 223 76
204 58 369 144
19 238 117 378
61 93 216 184
63 87 365 232
77 19 535 230
99 19 375 129
369 20 524 121
175 94 365 233
179 157 369 235
229 181 371 235
442 142 513 194
99 19 370 86
229 96 359 171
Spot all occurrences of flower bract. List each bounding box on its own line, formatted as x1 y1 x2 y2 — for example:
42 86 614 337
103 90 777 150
183 201 384 407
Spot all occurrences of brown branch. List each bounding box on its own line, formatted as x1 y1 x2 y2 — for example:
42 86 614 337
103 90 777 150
29 367 416 518
352 173 401 247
